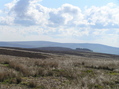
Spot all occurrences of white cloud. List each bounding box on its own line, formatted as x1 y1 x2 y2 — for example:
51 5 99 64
48 4 85 27
0 1 119 47
0 16 14 25
85 3 119 29
2 1 119 28
0 10 2 14
4 0 48 26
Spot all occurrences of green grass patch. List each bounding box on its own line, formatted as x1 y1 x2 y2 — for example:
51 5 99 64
2 78 13 84
2 77 22 84
108 72 119 75
1 61 9 67
2 64 9 67
83 70 93 73
94 85 103 88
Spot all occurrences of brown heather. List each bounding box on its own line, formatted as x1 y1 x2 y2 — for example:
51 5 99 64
0 48 119 89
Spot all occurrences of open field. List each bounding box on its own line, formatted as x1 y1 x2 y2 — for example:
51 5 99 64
0 47 119 89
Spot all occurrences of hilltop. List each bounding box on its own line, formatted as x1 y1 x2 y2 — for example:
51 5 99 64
0 41 119 55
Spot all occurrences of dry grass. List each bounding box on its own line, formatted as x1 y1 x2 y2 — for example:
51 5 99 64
0 49 119 89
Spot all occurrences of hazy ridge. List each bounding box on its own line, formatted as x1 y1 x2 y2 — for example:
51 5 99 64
0 41 119 55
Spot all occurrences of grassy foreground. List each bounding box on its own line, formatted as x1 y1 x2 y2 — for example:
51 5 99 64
0 48 119 89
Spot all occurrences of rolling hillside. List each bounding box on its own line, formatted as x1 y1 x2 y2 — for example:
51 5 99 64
0 41 119 55
0 47 119 89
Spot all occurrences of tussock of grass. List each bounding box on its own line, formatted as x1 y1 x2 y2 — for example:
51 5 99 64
0 68 17 82
34 60 58 69
0 50 119 89
28 80 37 88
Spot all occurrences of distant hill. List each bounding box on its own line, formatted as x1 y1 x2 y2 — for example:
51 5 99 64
33 47 92 52
1 47 119 59
33 47 93 52
34 47 74 51
76 48 93 52
0 41 119 55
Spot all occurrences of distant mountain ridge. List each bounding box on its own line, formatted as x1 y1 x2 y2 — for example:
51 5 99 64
0 41 119 55
34 47 74 52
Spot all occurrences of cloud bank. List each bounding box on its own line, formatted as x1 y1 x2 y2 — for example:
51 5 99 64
0 0 119 47
1 0 119 28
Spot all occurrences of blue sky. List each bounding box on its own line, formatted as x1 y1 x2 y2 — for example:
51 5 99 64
41 0 118 9
0 0 119 47
0 0 118 9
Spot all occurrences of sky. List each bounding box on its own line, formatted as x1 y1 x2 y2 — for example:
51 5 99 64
0 0 119 47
